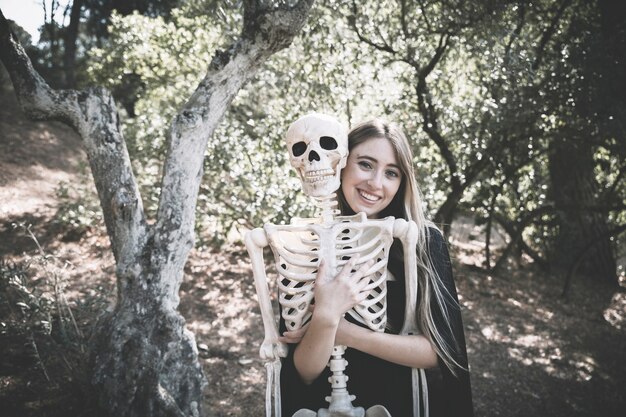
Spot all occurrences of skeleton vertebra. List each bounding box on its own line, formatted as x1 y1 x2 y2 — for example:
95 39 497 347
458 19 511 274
246 113 424 417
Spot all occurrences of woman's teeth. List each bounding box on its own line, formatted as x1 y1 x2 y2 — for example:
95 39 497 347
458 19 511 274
359 190 380 201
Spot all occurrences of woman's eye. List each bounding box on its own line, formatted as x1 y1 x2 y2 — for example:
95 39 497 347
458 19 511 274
358 161 372 169
386 170 400 178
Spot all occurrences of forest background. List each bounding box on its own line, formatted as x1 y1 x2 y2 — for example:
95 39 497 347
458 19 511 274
0 0 624 416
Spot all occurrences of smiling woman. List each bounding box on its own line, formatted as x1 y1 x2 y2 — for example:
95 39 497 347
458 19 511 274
341 137 403 219
279 118 475 417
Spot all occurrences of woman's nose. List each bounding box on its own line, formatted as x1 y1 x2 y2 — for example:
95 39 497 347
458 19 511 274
367 171 383 189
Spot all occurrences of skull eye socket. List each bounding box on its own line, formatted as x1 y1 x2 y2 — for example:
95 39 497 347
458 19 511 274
292 141 307 157
320 136 338 150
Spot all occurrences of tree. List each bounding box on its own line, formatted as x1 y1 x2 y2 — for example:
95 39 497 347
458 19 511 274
344 0 624 284
347 0 513 235
546 0 625 284
469 0 624 283
32 0 180 89
0 0 314 415
62 0 83 88
84 0 406 243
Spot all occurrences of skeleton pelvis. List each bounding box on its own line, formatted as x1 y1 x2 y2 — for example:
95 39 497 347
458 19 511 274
292 405 391 417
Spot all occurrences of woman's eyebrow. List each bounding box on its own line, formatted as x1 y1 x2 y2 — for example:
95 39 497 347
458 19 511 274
356 155 401 170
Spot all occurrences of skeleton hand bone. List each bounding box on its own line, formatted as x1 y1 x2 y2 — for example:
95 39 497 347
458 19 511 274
259 337 288 361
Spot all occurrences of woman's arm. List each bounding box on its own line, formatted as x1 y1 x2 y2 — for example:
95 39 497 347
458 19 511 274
291 257 372 384
287 255 439 383
335 318 438 369
292 306 340 384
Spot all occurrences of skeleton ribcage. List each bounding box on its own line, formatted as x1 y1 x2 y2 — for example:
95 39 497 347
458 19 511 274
265 213 395 333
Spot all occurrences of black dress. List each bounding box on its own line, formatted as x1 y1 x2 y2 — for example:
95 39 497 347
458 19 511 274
279 228 474 417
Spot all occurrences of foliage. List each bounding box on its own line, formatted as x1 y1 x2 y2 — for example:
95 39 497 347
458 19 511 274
465 0 626 272
83 0 181 40
0 225 87 379
0 258 53 338
345 0 624 273
85 1 405 244
53 177 102 239
80 0 625 274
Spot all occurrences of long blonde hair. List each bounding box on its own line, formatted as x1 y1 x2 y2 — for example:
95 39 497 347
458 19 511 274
338 118 465 374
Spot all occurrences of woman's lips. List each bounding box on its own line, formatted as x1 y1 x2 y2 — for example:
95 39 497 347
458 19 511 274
358 189 381 202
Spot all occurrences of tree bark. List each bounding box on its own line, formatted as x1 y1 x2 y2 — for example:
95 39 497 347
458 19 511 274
0 1 314 416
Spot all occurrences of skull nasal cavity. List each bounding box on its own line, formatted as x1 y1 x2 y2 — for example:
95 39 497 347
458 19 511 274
308 150 320 162
320 136 338 150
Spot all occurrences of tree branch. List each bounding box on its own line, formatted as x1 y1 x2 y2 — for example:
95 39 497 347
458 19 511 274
532 0 572 71
0 8 147 269
153 0 315 299
504 2 526 66
492 208 553 272
413 35 460 195
349 0 397 54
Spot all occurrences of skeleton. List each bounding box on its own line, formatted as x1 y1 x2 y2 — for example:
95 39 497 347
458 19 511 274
245 113 427 417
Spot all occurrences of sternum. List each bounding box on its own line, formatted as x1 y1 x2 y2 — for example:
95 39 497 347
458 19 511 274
317 227 338 281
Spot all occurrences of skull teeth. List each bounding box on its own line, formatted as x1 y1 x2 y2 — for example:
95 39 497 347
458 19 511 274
304 169 334 182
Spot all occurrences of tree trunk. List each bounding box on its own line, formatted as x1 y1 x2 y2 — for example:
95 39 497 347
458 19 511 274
62 0 83 88
0 1 314 416
434 190 461 237
548 138 617 284
547 0 623 287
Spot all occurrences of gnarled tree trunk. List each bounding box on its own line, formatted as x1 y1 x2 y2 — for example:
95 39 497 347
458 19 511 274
0 1 314 416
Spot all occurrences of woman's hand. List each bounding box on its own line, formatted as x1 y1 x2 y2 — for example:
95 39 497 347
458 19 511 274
278 322 310 344
312 256 374 324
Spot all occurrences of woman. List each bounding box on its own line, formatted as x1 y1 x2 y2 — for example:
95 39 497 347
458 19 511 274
279 119 474 417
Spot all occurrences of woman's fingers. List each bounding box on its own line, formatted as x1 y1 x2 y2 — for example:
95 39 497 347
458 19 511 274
317 256 375 285
350 259 375 284
335 255 360 280
279 322 310 344
313 256 378 314
315 259 328 284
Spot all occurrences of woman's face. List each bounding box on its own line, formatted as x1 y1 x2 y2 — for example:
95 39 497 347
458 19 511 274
341 137 403 218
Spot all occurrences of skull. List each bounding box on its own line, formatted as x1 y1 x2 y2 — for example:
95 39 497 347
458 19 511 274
286 113 348 198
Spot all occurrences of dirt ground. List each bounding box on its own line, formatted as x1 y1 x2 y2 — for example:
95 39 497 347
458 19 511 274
0 83 625 417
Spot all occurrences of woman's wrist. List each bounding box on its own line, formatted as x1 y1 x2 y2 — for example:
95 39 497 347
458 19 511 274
311 306 341 328
335 318 364 347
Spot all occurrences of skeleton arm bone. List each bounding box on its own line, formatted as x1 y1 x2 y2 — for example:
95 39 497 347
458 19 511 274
394 218 419 334
245 228 288 361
